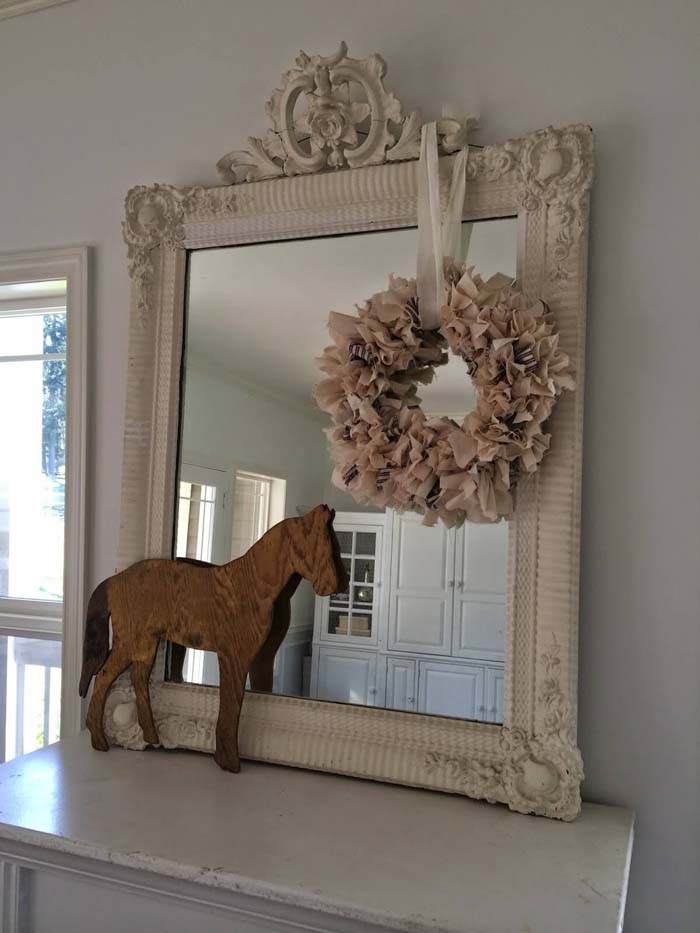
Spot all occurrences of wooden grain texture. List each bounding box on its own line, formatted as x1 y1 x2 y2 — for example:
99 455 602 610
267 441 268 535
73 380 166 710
168 562 301 690
80 505 345 772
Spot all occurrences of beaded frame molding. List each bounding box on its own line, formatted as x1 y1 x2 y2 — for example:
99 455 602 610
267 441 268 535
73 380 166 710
112 43 593 820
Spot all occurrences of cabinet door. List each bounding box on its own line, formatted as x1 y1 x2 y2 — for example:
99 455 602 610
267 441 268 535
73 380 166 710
417 660 485 720
317 522 383 647
388 511 455 655
385 656 417 712
453 522 507 661
485 665 505 724
314 647 380 706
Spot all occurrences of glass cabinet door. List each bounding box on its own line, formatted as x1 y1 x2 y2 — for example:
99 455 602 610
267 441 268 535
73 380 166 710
326 527 380 642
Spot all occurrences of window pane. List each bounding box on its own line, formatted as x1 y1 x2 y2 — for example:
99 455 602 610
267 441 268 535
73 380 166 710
0 360 66 599
0 314 45 357
353 583 373 607
333 557 352 598
176 481 216 561
0 635 62 763
355 532 377 556
0 310 66 358
231 474 273 559
353 557 374 583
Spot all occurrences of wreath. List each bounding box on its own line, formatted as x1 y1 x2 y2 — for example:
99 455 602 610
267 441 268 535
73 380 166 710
315 263 574 526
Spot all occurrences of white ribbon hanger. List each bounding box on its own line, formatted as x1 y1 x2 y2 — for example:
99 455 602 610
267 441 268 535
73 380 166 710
415 119 472 330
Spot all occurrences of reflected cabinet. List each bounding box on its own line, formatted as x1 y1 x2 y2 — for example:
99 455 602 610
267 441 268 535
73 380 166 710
310 510 507 723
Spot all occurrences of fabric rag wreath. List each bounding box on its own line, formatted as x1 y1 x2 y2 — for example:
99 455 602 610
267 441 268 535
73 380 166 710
314 126 574 526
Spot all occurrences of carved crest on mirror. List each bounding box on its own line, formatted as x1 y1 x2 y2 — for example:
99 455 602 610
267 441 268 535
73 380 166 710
215 41 475 184
115 42 593 820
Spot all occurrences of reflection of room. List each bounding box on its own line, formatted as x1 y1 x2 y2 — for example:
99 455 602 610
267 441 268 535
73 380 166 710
174 220 515 723
311 509 506 722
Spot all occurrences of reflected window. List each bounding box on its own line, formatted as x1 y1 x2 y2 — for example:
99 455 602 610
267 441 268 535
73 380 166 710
231 471 274 558
177 481 217 562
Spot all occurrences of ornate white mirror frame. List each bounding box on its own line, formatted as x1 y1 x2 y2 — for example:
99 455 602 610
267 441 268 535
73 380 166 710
108 43 593 820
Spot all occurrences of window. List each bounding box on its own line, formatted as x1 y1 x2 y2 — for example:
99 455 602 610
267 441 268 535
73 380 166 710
0 250 88 762
0 289 67 601
175 462 231 565
230 472 273 559
0 635 62 760
176 481 218 562
175 466 286 565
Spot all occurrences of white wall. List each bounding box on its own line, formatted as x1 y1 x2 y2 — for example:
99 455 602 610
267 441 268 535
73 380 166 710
181 361 328 521
181 358 367 514
1 2 698 930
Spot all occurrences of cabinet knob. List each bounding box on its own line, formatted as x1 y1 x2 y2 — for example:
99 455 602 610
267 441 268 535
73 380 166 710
458 580 465 591
448 580 455 588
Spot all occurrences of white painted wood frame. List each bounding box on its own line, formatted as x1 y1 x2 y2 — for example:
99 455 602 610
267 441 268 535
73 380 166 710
0 247 89 744
110 46 593 820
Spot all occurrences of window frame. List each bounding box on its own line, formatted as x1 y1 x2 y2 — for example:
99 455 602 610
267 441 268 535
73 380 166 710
230 470 274 559
176 461 232 563
0 247 89 745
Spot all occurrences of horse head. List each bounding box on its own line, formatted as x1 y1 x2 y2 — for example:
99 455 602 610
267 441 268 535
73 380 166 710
296 504 348 597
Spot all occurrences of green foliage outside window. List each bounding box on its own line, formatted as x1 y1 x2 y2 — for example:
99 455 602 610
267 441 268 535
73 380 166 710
42 314 66 483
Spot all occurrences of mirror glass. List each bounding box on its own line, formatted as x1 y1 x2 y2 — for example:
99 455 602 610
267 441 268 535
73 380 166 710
171 218 516 724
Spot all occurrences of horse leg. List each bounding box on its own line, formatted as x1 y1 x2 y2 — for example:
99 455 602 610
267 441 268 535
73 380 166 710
85 642 131 751
249 576 299 692
213 653 247 773
249 604 290 693
131 639 160 745
168 642 186 683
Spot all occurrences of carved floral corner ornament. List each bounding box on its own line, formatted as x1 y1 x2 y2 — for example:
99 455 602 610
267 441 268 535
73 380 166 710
425 637 584 820
468 123 594 280
122 184 238 319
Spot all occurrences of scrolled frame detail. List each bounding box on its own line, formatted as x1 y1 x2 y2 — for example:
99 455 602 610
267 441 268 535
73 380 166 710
117 121 592 820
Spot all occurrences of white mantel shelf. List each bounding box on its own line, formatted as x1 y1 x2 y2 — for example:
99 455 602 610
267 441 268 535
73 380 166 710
0 734 634 933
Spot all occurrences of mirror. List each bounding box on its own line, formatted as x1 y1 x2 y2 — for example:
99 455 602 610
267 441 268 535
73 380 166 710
171 218 516 725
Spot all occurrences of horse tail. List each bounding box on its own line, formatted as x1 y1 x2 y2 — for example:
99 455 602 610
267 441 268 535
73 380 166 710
78 580 111 698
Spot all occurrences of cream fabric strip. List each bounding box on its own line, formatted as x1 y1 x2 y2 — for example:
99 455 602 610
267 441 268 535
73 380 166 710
416 123 443 330
442 146 469 261
415 122 471 330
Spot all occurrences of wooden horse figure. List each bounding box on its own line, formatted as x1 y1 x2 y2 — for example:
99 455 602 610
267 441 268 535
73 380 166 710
168 566 300 692
79 505 347 772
